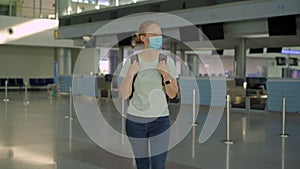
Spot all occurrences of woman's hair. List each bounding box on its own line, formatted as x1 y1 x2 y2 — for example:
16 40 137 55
135 20 159 44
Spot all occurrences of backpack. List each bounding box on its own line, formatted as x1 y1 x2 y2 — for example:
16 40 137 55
128 53 180 103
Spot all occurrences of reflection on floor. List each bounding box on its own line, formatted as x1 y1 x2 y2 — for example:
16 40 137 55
0 91 300 169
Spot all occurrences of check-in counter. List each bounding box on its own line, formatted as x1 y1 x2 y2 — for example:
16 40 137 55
226 77 267 111
67 75 300 113
70 75 227 108
266 78 300 113
226 78 246 106
58 75 73 94
179 76 226 107
72 75 98 97
71 74 119 98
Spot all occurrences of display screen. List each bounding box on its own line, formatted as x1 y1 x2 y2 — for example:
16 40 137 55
275 57 286 66
289 58 298 66
290 70 300 78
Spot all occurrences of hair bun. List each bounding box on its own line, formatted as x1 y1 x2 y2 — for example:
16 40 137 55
134 33 143 44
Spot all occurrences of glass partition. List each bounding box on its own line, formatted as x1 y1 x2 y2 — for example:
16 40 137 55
0 0 55 19
60 0 149 17
59 0 263 17
1 0 264 19
0 0 149 18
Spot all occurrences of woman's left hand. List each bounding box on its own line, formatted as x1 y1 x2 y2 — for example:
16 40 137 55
157 60 169 78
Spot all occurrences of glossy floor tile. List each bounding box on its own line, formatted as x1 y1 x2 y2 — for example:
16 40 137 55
0 91 300 169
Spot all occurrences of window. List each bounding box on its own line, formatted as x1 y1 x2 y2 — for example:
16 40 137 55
71 0 109 5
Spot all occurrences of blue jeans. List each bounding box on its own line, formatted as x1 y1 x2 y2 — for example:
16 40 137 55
126 115 170 169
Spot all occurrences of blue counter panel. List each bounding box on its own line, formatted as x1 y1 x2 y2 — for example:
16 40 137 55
77 75 227 107
58 75 73 94
59 75 99 96
179 78 200 105
179 77 226 107
73 76 98 97
197 78 226 107
267 79 300 113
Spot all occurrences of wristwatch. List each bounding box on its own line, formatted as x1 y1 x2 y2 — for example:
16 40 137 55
164 79 171 85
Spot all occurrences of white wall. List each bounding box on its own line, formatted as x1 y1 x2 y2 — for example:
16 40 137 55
220 56 234 76
197 56 270 77
246 57 269 77
268 58 300 78
0 45 54 84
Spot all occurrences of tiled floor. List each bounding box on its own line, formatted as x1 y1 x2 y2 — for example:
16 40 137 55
0 91 300 169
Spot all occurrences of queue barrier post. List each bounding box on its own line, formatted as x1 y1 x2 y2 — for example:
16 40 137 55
280 94 289 138
65 86 75 120
192 89 198 126
24 82 29 105
222 94 234 144
3 80 10 102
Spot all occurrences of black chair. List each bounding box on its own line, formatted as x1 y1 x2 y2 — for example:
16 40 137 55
0 79 7 86
15 78 24 86
7 79 16 86
104 74 113 82
37 78 46 86
45 78 54 85
29 79 37 86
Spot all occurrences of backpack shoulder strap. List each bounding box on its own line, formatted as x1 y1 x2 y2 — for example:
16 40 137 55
129 54 138 100
130 54 139 64
158 53 167 64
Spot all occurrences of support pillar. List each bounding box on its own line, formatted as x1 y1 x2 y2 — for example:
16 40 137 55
55 47 72 75
170 42 177 62
234 38 246 79
94 49 101 74
187 54 199 76
39 0 42 18
118 46 124 69
9 0 12 16
109 50 119 75
33 0 35 17
180 50 185 75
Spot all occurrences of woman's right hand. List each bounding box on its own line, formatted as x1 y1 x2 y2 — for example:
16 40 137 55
127 60 141 78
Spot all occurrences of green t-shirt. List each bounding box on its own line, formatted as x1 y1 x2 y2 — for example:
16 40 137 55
119 53 178 118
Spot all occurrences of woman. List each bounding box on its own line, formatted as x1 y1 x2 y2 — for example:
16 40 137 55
119 20 179 169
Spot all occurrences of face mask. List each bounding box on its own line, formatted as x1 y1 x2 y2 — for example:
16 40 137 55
148 36 162 49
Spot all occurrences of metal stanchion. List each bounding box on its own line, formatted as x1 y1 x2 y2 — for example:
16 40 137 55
280 94 289 137
65 87 75 120
223 95 234 144
281 137 286 169
24 82 29 105
3 80 9 102
121 115 125 145
122 99 125 117
192 89 198 126
24 106 28 126
121 99 126 144
226 144 231 169
68 114 73 152
192 125 196 158
245 96 250 114
5 102 8 120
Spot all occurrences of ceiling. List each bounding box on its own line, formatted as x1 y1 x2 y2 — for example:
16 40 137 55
58 0 300 52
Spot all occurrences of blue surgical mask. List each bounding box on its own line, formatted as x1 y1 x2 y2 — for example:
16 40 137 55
148 36 162 49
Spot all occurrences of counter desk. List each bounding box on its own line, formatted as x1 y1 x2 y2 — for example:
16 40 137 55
267 78 300 113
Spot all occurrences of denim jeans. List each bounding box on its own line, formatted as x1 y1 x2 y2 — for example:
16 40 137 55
126 115 170 169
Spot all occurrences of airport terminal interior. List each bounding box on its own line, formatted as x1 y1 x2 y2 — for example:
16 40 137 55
1 0 300 169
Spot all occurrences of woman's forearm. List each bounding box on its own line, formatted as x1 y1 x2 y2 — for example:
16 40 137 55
163 76 179 99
